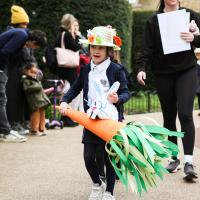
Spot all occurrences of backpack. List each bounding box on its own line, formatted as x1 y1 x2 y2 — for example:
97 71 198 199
44 44 57 73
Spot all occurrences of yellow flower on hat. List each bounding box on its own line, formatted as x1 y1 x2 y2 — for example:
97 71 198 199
11 5 29 24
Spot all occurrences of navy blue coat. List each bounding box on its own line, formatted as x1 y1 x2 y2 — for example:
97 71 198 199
61 61 130 144
0 28 29 70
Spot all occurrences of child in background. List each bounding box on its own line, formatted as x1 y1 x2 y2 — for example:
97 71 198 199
59 26 130 200
22 63 50 136
195 48 200 116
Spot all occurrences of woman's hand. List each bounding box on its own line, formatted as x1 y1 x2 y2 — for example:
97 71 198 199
180 32 194 43
137 71 146 86
107 92 119 104
189 20 200 35
59 102 69 115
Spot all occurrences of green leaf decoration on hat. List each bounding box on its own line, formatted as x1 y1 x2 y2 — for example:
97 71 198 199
105 121 184 195
96 35 102 44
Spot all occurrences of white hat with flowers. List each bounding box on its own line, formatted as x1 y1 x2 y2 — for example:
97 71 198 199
79 26 122 49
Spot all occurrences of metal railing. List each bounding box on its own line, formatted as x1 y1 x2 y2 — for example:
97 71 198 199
124 90 199 115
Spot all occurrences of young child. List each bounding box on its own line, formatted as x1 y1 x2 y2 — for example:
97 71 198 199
59 26 130 200
22 62 50 136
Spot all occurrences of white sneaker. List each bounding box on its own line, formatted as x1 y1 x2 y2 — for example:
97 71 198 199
19 129 29 135
10 130 27 141
2 130 27 143
102 192 116 200
89 181 106 200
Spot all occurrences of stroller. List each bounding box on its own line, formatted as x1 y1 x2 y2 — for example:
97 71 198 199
44 79 64 129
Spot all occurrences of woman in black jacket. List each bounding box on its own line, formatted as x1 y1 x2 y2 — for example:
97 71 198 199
137 0 200 181
54 14 82 127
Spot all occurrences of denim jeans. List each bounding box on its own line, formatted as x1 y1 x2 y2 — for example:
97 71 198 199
0 72 11 135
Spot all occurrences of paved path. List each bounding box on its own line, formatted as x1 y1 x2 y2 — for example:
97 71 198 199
0 111 199 200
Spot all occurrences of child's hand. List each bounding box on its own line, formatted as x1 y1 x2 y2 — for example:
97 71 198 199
59 102 70 115
107 92 119 104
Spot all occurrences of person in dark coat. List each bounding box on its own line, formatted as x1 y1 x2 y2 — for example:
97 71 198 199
54 14 82 127
22 63 50 136
6 5 31 134
0 26 47 142
136 0 200 181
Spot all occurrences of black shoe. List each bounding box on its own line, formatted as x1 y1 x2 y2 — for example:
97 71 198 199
166 158 181 173
183 162 198 181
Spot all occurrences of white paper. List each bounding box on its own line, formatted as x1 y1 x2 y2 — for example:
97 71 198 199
157 10 191 54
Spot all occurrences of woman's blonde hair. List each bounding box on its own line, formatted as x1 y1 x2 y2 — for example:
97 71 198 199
61 14 76 31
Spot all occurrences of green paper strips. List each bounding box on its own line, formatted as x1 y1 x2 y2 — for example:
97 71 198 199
105 122 184 195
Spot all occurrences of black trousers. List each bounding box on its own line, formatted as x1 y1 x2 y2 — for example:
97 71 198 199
154 67 197 155
84 143 115 195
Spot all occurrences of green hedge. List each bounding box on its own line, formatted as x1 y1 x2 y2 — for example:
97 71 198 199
0 0 132 71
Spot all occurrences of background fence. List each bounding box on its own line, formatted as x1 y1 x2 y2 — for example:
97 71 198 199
124 90 199 114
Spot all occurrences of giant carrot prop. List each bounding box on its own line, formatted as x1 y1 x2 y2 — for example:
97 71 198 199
60 107 183 195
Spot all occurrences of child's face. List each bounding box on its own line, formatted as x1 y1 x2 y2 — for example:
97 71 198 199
30 66 39 74
25 65 38 77
90 45 107 65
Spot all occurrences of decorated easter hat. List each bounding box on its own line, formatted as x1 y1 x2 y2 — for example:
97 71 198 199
79 26 122 49
106 25 121 50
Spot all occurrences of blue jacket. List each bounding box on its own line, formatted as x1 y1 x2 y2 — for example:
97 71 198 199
0 28 29 70
61 61 130 144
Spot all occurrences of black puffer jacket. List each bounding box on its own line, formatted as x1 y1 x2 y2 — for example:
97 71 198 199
137 7 200 75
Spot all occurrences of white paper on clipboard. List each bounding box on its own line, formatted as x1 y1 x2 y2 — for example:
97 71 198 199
157 9 191 54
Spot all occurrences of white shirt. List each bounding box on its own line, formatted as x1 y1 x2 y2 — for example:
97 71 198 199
88 58 111 104
87 58 119 120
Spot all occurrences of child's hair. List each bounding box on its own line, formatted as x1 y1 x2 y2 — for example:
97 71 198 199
22 62 37 75
109 49 121 64
28 30 47 48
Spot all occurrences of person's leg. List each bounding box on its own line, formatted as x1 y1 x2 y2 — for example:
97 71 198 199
176 67 196 156
6 67 25 128
38 108 47 136
104 147 116 196
154 74 181 172
96 144 106 182
84 143 106 199
39 108 46 132
84 143 101 184
0 72 11 134
30 110 40 133
176 67 198 180
154 74 177 145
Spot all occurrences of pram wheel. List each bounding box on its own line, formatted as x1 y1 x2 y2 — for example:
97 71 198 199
45 122 50 129
60 121 64 129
